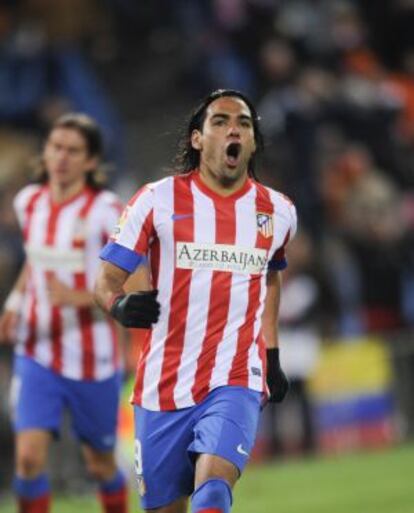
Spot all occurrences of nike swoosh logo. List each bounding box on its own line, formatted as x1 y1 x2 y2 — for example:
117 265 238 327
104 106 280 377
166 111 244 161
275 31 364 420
236 444 249 456
171 213 193 221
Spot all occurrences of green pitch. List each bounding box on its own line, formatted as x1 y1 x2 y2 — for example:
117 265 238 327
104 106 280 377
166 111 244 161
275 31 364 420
2 443 413 512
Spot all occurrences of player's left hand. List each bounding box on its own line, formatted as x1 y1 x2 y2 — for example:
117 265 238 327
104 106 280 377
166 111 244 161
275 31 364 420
266 347 289 403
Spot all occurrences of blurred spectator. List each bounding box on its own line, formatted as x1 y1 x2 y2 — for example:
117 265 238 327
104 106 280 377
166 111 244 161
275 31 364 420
0 1 124 175
265 230 338 456
341 172 412 333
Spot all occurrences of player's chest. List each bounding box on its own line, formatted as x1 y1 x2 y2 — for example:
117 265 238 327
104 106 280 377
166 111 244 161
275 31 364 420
154 200 277 248
26 204 91 245
24 204 100 271
153 202 280 275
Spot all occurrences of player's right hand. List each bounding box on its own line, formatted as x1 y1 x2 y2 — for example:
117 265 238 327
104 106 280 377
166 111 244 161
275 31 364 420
0 310 18 344
109 290 160 328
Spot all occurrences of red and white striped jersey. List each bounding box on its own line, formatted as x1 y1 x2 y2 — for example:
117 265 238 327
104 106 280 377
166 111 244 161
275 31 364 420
101 171 297 410
14 184 123 381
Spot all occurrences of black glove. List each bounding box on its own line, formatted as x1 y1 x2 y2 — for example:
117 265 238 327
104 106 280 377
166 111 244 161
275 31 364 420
266 347 289 403
110 290 160 328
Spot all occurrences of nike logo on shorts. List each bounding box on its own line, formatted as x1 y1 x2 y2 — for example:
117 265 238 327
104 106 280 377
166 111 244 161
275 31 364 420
236 444 249 456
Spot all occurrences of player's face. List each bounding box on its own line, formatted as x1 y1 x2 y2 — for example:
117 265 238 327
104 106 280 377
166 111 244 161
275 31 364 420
192 96 257 187
43 128 97 187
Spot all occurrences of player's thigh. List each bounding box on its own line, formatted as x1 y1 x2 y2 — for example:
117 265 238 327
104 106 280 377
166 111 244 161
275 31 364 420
190 386 262 479
66 372 122 452
134 405 194 510
11 355 63 435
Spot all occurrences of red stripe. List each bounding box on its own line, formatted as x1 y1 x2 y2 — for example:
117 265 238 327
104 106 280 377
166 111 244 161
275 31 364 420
45 201 60 246
48 270 63 374
158 175 194 410
228 183 274 386
191 197 236 403
44 196 64 372
133 209 154 254
196 510 222 513
73 191 99 379
150 235 160 289
25 292 37 357
73 273 94 379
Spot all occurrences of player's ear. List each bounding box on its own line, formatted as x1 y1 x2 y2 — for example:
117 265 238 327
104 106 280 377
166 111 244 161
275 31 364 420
191 130 202 151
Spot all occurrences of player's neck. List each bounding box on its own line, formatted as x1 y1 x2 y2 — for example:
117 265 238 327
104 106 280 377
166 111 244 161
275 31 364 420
198 167 248 197
49 179 86 204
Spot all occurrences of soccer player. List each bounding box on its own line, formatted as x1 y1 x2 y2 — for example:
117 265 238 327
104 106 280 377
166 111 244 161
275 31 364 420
95 89 297 513
0 114 128 513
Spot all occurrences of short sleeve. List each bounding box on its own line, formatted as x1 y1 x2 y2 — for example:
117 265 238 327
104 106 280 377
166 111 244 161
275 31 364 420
99 186 155 273
13 184 43 233
268 201 297 271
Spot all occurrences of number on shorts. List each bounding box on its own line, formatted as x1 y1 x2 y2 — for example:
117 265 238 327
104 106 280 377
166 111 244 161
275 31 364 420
134 438 143 475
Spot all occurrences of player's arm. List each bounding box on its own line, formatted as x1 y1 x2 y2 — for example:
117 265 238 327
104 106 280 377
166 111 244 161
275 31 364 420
262 270 289 403
94 261 160 329
0 262 28 343
262 271 282 349
46 275 97 308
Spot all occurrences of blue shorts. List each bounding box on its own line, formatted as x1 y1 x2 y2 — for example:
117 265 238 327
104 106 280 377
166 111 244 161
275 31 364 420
134 385 262 509
11 355 122 452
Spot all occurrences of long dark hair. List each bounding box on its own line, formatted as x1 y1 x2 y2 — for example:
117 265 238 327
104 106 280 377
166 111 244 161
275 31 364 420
174 89 264 181
33 113 107 190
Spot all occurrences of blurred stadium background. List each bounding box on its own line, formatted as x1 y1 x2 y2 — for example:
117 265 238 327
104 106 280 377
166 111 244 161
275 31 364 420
1 0 414 511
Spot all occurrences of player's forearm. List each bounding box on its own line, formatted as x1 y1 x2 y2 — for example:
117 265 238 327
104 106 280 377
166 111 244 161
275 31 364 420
262 319 279 349
261 271 282 349
68 290 96 308
3 262 28 312
94 262 130 313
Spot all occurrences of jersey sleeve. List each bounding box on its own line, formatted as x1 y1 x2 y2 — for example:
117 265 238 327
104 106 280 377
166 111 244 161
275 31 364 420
99 185 155 273
268 200 297 271
13 184 43 233
97 191 124 240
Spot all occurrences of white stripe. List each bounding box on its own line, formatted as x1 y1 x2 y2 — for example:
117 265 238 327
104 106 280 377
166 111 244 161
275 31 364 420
92 321 116 380
61 321 82 379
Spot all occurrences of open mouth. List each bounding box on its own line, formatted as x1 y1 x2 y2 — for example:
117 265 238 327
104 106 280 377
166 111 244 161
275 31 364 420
225 142 241 167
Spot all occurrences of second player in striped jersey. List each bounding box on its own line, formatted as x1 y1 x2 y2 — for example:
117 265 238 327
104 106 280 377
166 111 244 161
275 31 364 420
0 114 129 513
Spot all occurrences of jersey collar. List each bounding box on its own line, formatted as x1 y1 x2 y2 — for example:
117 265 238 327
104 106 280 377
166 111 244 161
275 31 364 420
192 169 252 202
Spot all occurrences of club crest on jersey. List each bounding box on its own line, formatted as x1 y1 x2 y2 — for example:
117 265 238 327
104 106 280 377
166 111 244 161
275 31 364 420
256 212 273 238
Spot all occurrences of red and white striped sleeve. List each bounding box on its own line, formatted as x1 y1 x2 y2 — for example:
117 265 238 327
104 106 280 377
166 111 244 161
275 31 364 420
99 185 155 273
268 194 297 271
